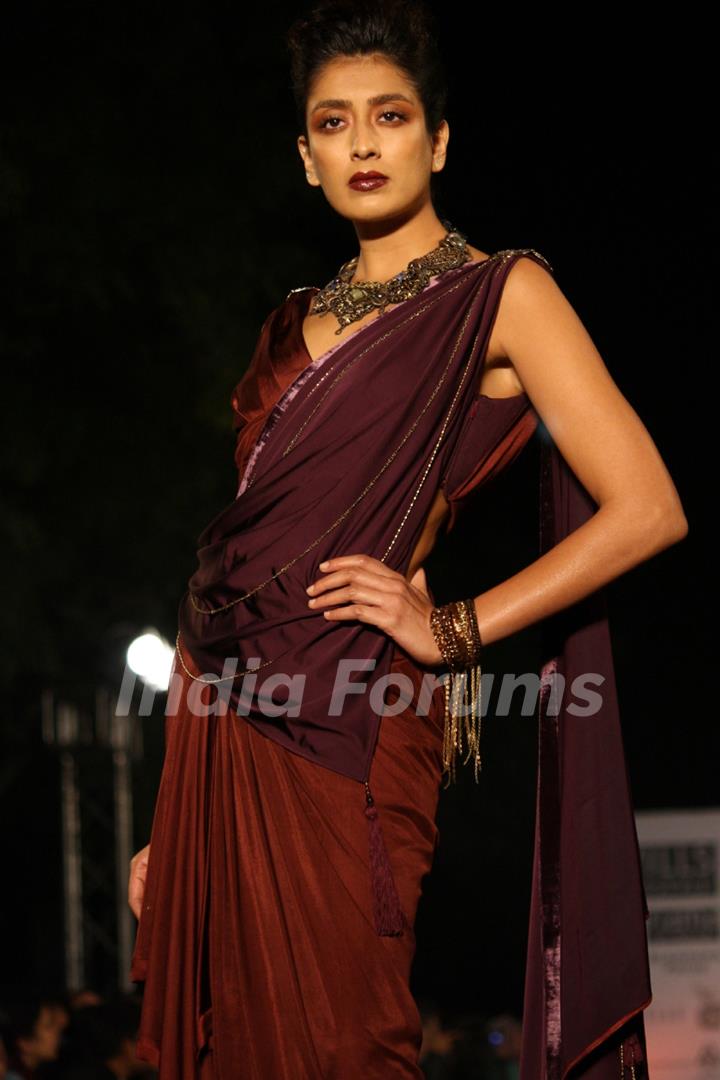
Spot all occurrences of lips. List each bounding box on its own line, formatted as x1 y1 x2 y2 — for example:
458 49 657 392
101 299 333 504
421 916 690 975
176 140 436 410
348 172 389 192
349 171 387 181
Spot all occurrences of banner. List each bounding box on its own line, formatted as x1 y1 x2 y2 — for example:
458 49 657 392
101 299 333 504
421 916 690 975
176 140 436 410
638 808 720 1078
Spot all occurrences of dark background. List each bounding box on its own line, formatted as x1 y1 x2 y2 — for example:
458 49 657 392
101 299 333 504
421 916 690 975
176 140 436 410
1 3 711 1020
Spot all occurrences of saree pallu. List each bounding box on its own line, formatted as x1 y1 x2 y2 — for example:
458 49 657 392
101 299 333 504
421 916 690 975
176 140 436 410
130 250 653 1078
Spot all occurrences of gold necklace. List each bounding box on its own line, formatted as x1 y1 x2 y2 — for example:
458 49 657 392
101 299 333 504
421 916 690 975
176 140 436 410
308 220 473 334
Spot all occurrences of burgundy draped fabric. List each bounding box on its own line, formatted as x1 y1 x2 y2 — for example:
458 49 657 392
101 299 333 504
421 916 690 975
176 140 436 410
176 255 555 941
131 250 652 1078
176 256 533 780
520 437 652 1080
130 640 447 1078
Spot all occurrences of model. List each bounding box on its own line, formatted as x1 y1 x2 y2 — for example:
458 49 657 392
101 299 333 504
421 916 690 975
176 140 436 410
127 2 688 1076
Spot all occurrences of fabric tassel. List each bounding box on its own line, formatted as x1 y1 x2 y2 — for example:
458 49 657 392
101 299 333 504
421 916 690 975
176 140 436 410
363 780 405 936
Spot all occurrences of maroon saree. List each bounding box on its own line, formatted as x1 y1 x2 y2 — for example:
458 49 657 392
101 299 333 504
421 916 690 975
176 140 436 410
130 250 652 1078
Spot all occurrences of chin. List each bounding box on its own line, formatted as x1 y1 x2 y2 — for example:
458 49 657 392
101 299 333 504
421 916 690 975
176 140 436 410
344 202 412 228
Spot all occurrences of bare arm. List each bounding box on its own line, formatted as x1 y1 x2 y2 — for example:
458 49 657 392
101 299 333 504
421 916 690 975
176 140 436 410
304 257 688 667
473 257 688 646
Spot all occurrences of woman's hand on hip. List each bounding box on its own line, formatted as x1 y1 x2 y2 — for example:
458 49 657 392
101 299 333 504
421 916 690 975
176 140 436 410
306 555 443 667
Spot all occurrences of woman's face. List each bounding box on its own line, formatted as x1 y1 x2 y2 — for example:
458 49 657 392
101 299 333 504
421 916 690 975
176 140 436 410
297 53 448 226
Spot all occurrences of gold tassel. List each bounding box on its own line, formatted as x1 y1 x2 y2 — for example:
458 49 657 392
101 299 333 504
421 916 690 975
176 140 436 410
430 598 483 788
441 662 483 788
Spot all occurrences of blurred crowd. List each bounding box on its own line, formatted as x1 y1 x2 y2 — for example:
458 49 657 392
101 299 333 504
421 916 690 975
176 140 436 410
0 986 521 1078
0 989 153 1079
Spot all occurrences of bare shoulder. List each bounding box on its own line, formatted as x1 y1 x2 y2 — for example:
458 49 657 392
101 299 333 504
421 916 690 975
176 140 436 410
500 250 556 288
471 248 557 383
485 250 688 539
490 252 561 349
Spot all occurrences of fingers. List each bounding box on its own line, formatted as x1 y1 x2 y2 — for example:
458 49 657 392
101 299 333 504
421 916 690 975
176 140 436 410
308 568 403 601
128 845 151 920
321 602 391 626
308 579 401 616
317 587 403 630
128 882 141 920
128 873 146 921
310 555 399 591
130 844 151 865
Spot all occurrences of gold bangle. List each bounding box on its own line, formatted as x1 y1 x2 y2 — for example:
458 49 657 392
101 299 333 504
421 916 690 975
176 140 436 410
430 599 483 786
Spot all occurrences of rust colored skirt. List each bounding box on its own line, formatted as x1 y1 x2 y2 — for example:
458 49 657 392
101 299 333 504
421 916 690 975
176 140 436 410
130 640 446 1079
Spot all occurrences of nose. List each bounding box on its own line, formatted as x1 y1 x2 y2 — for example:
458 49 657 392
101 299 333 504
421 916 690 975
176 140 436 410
351 143 380 162
351 118 379 160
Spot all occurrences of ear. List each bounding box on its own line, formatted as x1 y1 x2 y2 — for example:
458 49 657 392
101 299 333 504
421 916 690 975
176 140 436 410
297 135 320 187
431 119 449 172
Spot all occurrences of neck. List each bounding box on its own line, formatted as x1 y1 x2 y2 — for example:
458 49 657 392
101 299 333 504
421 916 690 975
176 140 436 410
350 207 451 283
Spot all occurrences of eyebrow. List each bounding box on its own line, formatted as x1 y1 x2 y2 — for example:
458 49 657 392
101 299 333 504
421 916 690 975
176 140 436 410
310 92 415 114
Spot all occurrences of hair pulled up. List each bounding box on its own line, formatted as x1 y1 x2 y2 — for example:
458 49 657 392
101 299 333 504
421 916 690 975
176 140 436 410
285 0 448 139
